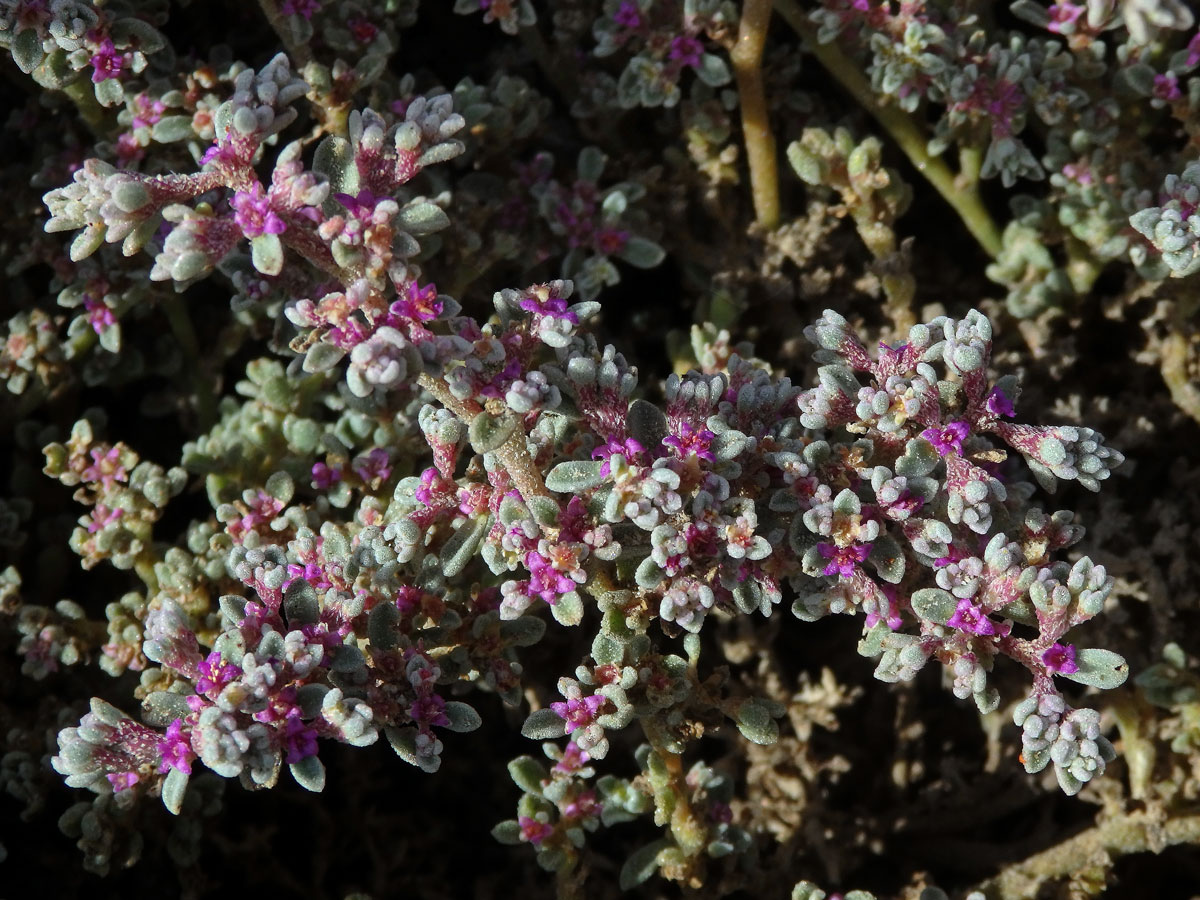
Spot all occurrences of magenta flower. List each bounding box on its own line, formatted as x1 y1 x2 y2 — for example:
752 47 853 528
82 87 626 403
1153 73 1182 102
334 189 381 219
1188 33 1200 68
82 446 128 488
518 816 554 845
107 771 140 792
283 714 320 763
1042 643 1079 674
663 422 716 461
195 651 239 693
985 387 1015 418
408 694 450 729
552 740 591 775
281 0 321 19
591 436 646 475
84 298 116 334
311 462 342 490
613 1 641 28
668 35 704 69
232 184 286 238
550 694 606 733
526 550 577 602
817 542 871 578
156 718 196 774
388 280 442 324
920 420 970 456
86 503 122 534
1046 2 1084 33
89 38 128 83
946 599 998 636
519 292 578 324
353 448 392 483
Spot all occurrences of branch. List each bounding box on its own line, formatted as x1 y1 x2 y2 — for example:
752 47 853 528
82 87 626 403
772 0 1003 259
732 0 781 230
971 810 1200 899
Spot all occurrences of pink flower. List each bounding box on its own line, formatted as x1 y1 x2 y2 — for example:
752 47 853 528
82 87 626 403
920 420 970 456
157 718 196 774
668 35 704 69
281 0 321 19
82 446 128 488
985 388 1015 418
84 297 116 334
86 503 122 534
1046 3 1084 33
552 740 591 775
1187 33 1200 68
232 184 286 238
353 448 391 483
283 714 320 763
518 815 554 844
89 37 129 83
817 542 871 578
550 694 606 733
1042 643 1079 674
946 599 998 636
311 462 342 490
613 1 641 28
663 422 716 461
107 771 140 792
196 650 239 693
1153 72 1182 102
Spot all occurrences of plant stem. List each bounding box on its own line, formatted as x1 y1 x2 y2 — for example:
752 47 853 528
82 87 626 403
772 0 1003 258
416 372 552 504
732 0 781 230
972 810 1200 899
60 77 109 137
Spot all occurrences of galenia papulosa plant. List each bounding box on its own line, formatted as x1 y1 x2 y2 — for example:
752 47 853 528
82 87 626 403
7 0 1190 894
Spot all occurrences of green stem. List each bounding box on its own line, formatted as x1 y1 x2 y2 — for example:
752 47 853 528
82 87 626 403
732 0 781 230
161 295 218 431
773 0 1003 258
61 77 109 136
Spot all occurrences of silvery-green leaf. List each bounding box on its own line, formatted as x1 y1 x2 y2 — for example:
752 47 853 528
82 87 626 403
911 588 955 624
162 767 188 815
284 578 319 625
397 200 450 235
468 410 517 453
508 755 549 794
617 236 665 269
1061 649 1129 689
12 28 45 75
303 341 346 373
545 460 605 493
627 399 667 448
251 233 284 275
734 698 779 745
443 701 482 733
695 53 732 87
440 515 488 578
290 755 326 792
551 590 584 626
151 117 195 143
521 707 568 740
492 820 523 844
619 840 669 891
578 146 607 183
